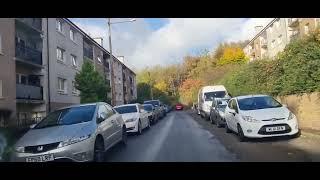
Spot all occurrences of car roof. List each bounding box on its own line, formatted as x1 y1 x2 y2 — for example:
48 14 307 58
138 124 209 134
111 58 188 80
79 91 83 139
55 102 102 111
201 85 226 92
143 104 153 106
144 100 160 102
114 103 140 108
235 94 269 100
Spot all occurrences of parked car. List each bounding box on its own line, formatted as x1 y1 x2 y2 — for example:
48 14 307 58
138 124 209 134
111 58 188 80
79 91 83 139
144 100 166 119
143 104 158 124
224 95 300 142
114 103 150 135
175 103 184 110
209 97 230 127
11 102 127 162
197 85 231 120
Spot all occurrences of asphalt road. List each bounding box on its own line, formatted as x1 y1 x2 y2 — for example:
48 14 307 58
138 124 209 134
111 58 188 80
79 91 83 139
105 111 238 162
104 110 320 162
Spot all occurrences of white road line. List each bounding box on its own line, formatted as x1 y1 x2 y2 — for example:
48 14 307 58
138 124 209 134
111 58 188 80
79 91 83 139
141 114 175 162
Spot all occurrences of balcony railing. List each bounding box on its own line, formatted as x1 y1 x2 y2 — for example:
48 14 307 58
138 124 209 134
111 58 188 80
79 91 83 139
288 18 299 27
16 18 42 32
16 84 43 100
16 43 42 66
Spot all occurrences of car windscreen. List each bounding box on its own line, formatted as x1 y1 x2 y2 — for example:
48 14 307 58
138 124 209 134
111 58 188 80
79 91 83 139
143 105 153 112
204 91 226 101
238 96 282 111
114 105 137 114
217 105 227 111
144 100 160 107
34 105 96 129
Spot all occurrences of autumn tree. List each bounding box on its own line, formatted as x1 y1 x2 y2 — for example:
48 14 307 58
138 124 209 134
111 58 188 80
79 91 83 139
179 79 204 106
217 47 248 65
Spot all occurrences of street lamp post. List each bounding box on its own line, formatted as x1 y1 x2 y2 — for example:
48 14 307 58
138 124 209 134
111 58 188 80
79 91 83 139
107 18 136 106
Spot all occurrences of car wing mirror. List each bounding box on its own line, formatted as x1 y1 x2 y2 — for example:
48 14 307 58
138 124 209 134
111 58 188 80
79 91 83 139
30 124 36 129
97 112 107 123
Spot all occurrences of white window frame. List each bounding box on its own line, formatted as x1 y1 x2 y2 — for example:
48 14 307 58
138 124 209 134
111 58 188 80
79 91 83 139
56 19 63 33
304 24 310 35
56 47 65 62
97 56 102 63
58 77 67 94
70 29 75 42
71 54 77 68
0 80 3 98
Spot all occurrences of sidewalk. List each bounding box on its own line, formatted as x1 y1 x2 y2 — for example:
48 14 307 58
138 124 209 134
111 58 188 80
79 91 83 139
301 128 320 139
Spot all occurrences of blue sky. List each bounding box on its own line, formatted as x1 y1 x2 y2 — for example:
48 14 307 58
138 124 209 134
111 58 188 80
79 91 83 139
71 18 272 71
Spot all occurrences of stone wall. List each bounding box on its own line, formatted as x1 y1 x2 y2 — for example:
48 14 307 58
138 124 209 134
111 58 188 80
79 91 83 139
277 92 320 131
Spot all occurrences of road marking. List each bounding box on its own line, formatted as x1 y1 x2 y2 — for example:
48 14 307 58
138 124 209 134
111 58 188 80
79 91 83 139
142 113 175 162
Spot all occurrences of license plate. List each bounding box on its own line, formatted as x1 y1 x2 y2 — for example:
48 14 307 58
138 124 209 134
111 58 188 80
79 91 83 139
266 126 285 132
26 154 54 162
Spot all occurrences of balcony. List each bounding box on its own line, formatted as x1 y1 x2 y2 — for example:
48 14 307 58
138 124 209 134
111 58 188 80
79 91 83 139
290 31 300 40
16 18 42 33
260 39 267 48
288 18 299 27
15 42 43 67
16 84 43 102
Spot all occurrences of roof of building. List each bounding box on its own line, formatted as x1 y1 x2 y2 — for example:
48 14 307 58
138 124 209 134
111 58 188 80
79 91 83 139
63 18 136 76
244 18 278 47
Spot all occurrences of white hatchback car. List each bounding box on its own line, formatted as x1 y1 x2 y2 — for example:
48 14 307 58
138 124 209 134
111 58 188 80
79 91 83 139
224 95 300 141
114 103 150 135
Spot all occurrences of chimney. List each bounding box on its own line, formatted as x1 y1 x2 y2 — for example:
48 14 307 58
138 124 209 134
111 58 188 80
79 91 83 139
254 26 263 34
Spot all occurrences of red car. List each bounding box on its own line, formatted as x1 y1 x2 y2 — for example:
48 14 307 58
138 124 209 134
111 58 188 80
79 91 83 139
175 103 184 110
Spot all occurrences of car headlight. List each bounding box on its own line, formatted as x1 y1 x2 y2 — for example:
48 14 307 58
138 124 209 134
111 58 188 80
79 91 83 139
58 134 91 148
242 116 260 123
125 118 136 122
15 146 25 153
288 112 295 120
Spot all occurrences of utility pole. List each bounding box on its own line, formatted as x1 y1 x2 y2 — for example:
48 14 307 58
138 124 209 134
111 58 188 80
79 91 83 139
108 18 115 106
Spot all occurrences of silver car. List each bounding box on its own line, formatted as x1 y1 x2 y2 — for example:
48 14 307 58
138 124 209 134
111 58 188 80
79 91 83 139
11 102 127 162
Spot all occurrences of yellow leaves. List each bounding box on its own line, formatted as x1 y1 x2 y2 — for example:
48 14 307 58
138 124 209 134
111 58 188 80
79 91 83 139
154 80 168 93
218 47 248 65
179 79 204 105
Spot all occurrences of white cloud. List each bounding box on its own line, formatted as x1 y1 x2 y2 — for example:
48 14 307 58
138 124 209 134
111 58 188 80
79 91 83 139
72 18 273 71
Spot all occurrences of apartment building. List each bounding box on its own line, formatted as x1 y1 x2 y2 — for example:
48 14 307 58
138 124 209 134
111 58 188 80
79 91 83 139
0 19 16 127
122 65 137 104
45 18 83 111
15 18 48 126
244 18 320 61
0 18 136 127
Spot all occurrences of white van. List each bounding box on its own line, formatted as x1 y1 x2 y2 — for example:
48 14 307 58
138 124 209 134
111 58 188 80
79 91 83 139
197 85 230 120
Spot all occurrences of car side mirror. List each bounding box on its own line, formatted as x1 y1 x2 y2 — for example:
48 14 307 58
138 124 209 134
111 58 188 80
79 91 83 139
30 124 36 129
97 112 107 123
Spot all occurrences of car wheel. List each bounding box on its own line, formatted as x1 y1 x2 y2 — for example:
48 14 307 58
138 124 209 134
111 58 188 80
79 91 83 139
225 122 231 133
121 126 127 146
137 120 142 135
217 117 222 128
210 114 214 124
94 138 105 162
237 125 247 142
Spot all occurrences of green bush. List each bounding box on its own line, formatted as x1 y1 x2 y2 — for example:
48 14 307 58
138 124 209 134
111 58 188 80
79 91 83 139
221 30 320 97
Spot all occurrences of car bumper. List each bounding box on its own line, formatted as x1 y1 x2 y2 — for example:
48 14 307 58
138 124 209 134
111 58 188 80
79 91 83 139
125 121 139 133
241 118 299 138
11 138 95 162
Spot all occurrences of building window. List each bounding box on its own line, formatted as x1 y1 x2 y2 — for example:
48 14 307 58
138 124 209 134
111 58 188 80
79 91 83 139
58 77 67 93
16 74 28 85
70 29 75 41
0 33 2 54
304 23 310 35
277 35 282 44
129 77 133 84
72 81 78 94
56 19 63 33
130 88 133 96
269 26 273 33
0 80 2 98
97 56 102 63
56 47 65 62
271 40 275 48
71 54 77 67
